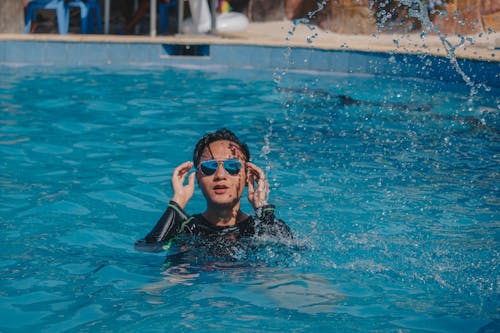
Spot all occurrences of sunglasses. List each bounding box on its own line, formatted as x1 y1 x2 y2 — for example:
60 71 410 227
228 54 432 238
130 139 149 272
198 158 243 176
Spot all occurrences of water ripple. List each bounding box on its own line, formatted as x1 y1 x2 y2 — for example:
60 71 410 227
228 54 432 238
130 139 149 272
87 190 156 212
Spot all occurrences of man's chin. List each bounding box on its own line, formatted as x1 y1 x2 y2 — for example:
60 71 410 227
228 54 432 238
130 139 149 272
208 198 240 209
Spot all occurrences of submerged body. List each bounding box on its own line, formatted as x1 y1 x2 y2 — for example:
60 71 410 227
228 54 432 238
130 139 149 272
135 201 292 254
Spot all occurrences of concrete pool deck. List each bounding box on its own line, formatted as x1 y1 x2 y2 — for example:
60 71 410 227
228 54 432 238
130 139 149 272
1 20 499 62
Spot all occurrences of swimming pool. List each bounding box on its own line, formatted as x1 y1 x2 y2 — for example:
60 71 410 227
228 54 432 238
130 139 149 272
0 60 498 332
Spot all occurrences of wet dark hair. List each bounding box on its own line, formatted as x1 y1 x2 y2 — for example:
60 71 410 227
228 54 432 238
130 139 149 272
193 128 250 166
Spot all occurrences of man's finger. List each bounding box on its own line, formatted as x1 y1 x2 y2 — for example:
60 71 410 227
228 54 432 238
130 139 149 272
247 174 255 193
187 172 195 188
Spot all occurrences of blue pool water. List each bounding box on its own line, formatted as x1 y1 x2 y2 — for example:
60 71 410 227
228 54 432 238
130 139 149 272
0 64 498 332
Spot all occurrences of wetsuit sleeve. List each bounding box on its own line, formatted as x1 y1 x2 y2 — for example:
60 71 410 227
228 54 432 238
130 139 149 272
134 201 191 252
255 204 293 239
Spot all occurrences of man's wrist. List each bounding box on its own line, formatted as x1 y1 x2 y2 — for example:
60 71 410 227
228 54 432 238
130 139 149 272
252 201 268 210
255 204 274 218
171 196 187 209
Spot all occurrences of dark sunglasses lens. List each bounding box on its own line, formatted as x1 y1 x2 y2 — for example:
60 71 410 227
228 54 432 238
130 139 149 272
224 159 242 175
200 161 218 175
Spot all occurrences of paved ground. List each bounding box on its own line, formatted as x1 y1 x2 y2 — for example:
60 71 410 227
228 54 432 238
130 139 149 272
1 20 499 61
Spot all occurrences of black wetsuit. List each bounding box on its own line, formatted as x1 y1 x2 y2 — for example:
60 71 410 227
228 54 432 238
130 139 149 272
135 201 292 253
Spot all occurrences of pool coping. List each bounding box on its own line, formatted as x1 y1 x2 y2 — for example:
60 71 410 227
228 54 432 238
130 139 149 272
1 20 499 62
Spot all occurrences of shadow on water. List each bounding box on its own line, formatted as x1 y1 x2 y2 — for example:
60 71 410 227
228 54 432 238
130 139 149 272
275 86 500 135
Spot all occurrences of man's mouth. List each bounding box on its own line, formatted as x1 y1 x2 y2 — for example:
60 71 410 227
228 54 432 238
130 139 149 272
213 185 228 194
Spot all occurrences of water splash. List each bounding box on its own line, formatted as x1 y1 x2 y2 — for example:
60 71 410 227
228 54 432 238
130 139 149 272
260 118 274 179
272 46 292 85
285 0 329 44
376 0 490 99
274 1 330 85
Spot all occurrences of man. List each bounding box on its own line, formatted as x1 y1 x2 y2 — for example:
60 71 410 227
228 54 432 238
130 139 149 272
135 128 292 253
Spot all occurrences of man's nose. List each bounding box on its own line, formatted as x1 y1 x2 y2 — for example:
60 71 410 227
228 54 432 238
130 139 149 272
214 162 227 177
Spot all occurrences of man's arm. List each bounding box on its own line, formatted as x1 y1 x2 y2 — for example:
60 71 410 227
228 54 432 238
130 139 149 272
246 162 269 209
247 163 292 238
134 201 192 252
255 204 293 239
135 161 196 252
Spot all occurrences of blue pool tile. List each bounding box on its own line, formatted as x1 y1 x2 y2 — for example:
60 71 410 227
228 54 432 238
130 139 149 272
424 56 462 83
458 58 499 88
146 43 164 64
347 51 370 73
0 43 4 63
208 45 230 66
288 47 312 71
2 41 39 64
0 40 497 87
308 48 331 72
42 42 69 65
62 42 86 66
81 43 104 66
106 43 130 65
328 51 349 73
404 54 430 79
232 45 256 68
365 52 391 76
389 53 414 78
386 53 423 80
1 42 20 64
206 45 224 65
20 41 41 64
249 46 273 69
246 46 272 69
269 46 292 70
210 45 251 68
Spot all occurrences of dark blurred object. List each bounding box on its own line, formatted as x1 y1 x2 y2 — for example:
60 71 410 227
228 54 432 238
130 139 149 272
248 0 285 21
228 0 249 12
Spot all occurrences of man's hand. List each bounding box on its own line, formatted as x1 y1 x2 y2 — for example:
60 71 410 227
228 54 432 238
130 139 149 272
247 162 269 210
171 161 195 209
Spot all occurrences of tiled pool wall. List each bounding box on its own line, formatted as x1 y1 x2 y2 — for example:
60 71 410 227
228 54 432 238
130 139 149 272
0 40 498 88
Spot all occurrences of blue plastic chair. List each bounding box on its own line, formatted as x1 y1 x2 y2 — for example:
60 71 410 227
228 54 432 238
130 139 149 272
24 0 68 34
159 0 178 34
67 0 103 34
86 0 103 33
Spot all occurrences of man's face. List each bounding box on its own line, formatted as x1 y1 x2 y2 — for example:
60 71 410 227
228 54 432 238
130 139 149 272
196 140 247 208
